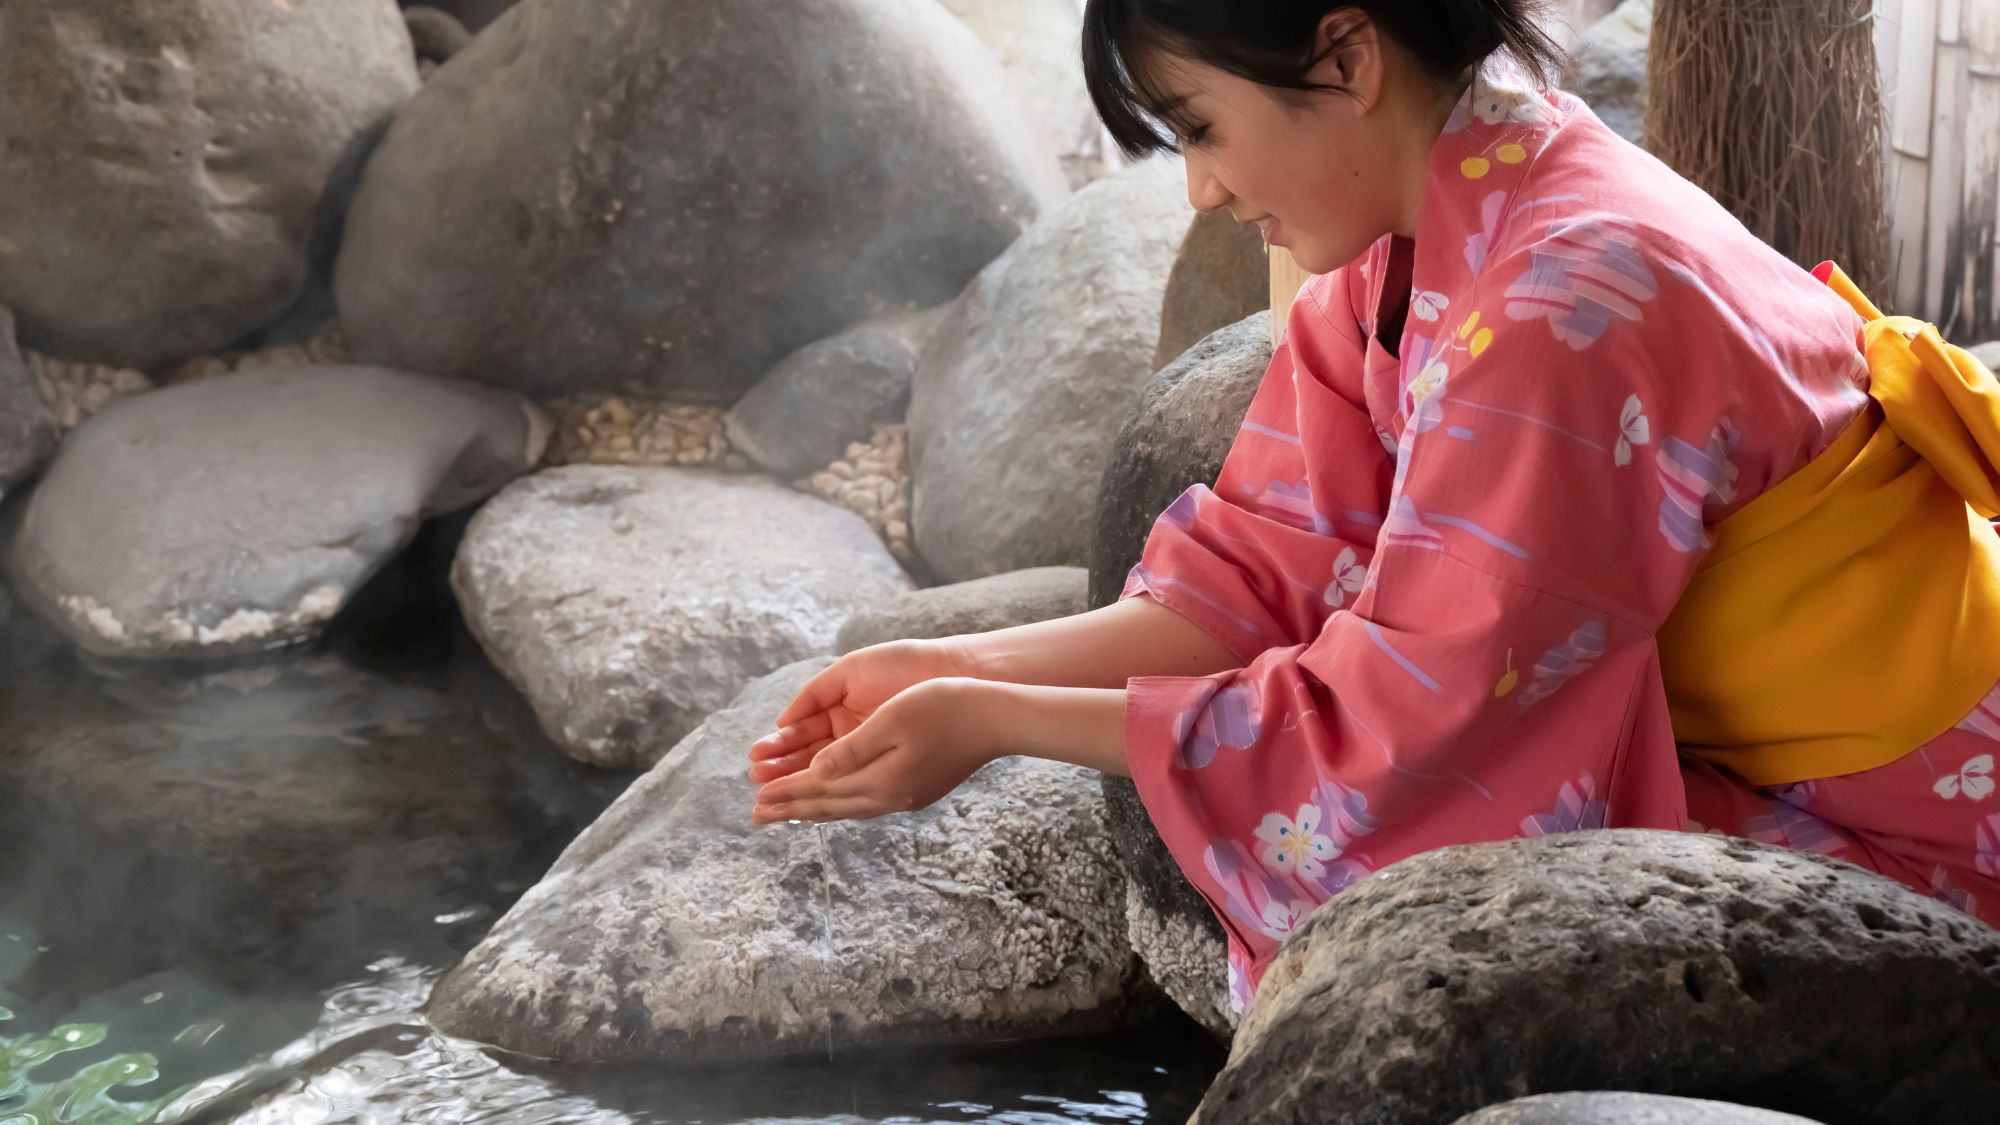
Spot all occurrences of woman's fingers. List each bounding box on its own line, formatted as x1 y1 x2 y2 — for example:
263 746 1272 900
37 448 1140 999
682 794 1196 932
754 741 883 805
775 663 852 728
751 792 888 825
746 738 834 783
748 712 835 760
809 728 895 780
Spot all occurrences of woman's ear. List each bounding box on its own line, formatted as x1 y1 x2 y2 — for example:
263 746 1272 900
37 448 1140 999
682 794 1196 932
1311 8 1383 109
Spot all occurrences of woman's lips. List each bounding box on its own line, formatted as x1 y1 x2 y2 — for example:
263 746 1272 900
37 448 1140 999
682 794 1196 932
1257 217 1282 246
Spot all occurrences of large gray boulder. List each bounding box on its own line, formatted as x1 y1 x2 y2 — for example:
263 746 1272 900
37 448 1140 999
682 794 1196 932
7 365 544 660
1567 0 1653 144
724 310 942 481
426 658 1146 1066
938 0 1107 187
1155 212 1270 370
0 306 59 502
336 0 1066 402
835 566 1087 654
0 1 418 370
1088 314 1270 1038
1455 1093 1823 1125
451 467 912 769
1196 831 2000 1125
909 158 1193 583
1972 341 2000 371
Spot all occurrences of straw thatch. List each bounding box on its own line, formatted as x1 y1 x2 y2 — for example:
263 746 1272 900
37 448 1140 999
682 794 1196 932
1646 0 1892 295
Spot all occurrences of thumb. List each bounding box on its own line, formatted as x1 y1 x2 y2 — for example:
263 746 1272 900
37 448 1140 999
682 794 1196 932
811 722 893 780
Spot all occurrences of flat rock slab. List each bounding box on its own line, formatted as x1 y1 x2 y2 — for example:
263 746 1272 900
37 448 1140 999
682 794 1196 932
1196 830 2000 1125
426 658 1144 1066
451 467 911 769
835 566 1086 654
8 365 543 659
1455 1092 1823 1125
337 0 1065 401
0 0 417 369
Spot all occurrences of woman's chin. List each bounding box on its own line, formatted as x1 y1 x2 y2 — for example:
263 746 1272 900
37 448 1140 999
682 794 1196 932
1283 243 1337 275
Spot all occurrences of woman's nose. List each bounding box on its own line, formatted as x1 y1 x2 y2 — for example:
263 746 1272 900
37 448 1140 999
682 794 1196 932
1183 154 1232 214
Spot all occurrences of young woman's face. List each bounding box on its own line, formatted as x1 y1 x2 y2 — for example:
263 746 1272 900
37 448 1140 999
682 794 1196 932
1139 24 1443 275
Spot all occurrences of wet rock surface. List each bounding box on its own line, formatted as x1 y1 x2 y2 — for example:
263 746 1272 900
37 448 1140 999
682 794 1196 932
1088 314 1271 1038
8 365 545 660
336 0 1066 402
1198 831 2000 1125
909 157 1193 583
1454 1092 1824 1125
426 658 1151 1067
451 467 912 769
835 566 1088 654
0 0 418 370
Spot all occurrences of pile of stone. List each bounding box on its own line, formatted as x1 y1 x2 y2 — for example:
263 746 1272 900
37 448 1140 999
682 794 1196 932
161 324 350 385
539 396 742 471
22 351 154 432
799 424 915 563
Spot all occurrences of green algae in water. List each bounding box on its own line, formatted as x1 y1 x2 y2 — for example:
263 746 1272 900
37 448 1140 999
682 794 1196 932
0 1009 180 1125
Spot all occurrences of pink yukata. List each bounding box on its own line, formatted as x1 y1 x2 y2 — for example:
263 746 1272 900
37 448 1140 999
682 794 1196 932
1119 75 2000 1015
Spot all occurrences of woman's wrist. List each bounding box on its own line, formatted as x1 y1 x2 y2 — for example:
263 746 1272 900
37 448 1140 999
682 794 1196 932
971 680 1130 777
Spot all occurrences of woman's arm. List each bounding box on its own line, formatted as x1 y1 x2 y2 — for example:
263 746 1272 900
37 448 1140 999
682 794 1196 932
951 595 1241 689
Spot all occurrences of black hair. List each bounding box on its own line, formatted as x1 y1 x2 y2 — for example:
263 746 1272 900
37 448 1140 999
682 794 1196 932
1082 0 1566 158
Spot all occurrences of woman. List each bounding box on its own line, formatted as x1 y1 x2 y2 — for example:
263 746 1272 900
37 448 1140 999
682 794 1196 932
747 0 2000 1014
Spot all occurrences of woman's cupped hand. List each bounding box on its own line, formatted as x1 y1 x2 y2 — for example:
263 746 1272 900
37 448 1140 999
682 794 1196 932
746 639 1000 825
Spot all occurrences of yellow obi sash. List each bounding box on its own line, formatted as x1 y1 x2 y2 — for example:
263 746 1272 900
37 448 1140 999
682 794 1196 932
1658 263 2000 787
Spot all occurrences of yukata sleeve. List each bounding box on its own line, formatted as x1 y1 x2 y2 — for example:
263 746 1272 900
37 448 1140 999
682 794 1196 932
1121 268 1396 661
1123 223 1754 1012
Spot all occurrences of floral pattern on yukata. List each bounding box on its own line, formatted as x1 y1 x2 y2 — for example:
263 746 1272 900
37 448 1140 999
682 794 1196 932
1503 218 1660 350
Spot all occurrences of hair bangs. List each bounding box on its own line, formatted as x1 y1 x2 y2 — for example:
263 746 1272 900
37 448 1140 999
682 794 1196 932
1082 0 1192 158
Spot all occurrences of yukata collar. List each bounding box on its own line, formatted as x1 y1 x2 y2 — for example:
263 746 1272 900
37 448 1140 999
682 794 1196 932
1365 63 1567 361
1409 62 1565 287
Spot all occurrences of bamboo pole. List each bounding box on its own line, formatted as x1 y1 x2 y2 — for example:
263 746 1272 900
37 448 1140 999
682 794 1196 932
1269 247 1312 345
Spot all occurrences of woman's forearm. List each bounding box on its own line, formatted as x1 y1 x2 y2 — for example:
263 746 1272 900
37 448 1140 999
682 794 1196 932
950 595 1240 690
979 682 1132 776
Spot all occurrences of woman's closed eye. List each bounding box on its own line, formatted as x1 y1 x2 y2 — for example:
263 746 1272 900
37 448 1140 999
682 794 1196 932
1179 123 1212 150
